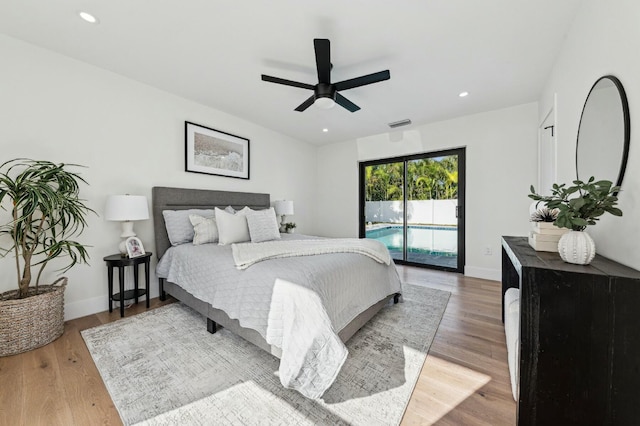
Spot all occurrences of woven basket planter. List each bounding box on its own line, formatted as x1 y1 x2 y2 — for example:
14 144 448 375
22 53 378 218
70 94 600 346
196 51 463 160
0 277 67 357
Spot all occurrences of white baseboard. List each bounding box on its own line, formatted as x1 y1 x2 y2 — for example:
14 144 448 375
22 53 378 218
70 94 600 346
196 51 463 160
64 287 161 321
65 295 106 321
464 266 501 282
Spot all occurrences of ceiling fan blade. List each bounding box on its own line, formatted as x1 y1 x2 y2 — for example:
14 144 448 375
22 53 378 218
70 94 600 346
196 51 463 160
314 39 331 84
295 95 316 112
334 70 390 91
261 74 315 90
335 93 360 112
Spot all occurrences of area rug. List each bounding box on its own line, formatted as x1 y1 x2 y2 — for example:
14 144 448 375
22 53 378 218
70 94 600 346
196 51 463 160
82 284 450 425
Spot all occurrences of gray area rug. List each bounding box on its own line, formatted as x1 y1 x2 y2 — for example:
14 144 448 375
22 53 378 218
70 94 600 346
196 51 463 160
82 284 450 425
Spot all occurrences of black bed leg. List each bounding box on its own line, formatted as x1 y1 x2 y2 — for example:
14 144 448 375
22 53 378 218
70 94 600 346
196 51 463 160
394 293 401 304
159 278 166 301
207 318 217 334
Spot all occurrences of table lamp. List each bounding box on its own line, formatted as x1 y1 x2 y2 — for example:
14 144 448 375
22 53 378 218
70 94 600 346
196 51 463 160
104 194 149 255
274 200 294 233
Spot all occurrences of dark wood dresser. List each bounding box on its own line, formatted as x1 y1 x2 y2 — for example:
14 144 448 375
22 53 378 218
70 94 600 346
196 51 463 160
501 236 640 426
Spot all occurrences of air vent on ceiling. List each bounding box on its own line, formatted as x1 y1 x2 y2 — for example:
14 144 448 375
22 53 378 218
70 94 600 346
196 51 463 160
388 119 412 129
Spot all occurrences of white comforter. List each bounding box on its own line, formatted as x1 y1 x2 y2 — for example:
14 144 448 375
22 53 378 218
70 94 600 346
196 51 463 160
156 234 402 399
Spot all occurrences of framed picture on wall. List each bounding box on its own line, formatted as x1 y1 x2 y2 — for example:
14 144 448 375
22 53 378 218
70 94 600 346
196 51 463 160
125 237 146 258
185 121 250 180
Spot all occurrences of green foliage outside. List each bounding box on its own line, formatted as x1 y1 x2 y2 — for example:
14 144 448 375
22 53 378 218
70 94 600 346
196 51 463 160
364 156 458 201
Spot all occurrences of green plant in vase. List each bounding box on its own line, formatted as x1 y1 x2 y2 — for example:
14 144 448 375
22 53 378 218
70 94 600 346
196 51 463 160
529 177 622 264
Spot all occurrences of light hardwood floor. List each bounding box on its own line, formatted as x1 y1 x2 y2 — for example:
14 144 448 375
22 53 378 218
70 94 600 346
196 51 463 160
0 266 515 425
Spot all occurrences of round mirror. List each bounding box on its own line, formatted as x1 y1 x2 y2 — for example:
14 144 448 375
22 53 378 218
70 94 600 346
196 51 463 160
576 75 630 188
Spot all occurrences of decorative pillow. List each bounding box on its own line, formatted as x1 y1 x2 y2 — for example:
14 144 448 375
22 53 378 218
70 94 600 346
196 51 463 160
215 207 252 245
246 208 281 243
189 214 219 245
163 209 214 245
224 205 236 214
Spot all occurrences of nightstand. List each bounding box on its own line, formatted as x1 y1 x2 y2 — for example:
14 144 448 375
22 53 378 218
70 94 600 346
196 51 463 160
104 252 152 317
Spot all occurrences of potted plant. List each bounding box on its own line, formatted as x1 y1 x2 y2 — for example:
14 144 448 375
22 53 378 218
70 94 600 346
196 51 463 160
530 206 559 223
0 159 95 356
284 222 297 234
528 206 568 252
529 206 564 232
529 177 622 264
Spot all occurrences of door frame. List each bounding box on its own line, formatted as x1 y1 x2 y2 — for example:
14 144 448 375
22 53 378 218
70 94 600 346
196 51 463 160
358 147 466 273
538 101 557 196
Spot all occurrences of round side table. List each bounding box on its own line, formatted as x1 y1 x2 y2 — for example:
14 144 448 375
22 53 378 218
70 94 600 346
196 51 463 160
103 252 152 317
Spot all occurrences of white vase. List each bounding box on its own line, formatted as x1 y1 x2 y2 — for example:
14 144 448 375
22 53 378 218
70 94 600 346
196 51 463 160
557 230 596 265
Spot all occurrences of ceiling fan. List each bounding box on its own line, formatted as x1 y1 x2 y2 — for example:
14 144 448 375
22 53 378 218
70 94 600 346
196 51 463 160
261 39 390 113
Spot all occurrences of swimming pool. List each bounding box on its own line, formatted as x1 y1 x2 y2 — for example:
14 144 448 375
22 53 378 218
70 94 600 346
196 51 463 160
366 225 457 258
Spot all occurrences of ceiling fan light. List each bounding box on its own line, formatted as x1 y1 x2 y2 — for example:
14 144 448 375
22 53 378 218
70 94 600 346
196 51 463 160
78 11 99 24
315 97 335 109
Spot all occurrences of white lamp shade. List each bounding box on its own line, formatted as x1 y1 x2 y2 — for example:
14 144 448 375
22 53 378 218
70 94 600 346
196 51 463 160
274 200 294 216
104 195 149 221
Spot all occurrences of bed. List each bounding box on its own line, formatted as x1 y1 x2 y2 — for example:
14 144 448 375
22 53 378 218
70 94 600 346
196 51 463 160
152 186 402 398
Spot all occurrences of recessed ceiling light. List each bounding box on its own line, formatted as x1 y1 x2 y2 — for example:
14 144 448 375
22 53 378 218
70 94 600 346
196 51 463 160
459 91 469 98
78 11 99 24
322 128 329 133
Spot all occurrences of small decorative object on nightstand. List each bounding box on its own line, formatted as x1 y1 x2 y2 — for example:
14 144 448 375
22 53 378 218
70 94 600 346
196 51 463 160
104 252 152 317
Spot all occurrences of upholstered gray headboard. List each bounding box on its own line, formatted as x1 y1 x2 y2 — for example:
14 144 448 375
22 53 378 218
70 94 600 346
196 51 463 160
152 187 270 259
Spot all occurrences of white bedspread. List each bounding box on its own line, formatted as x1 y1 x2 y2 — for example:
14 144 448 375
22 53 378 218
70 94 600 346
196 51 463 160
232 238 391 270
156 234 402 399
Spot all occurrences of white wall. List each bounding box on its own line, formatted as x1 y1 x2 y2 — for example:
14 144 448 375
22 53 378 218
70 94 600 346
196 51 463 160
365 200 457 225
539 0 640 270
317 103 539 280
0 35 318 319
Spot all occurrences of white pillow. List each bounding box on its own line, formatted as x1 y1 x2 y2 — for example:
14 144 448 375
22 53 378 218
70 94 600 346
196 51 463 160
163 209 214 245
246 208 281 243
215 207 252 245
189 214 219 245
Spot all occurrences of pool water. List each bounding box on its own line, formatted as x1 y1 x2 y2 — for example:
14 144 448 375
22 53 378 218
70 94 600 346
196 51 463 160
366 225 457 257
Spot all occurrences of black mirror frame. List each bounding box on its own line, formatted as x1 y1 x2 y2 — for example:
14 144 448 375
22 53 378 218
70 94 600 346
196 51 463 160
575 75 630 188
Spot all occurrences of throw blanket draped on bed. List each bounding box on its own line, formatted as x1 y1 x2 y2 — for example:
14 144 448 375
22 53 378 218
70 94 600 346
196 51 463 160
266 278 348 399
232 238 391 270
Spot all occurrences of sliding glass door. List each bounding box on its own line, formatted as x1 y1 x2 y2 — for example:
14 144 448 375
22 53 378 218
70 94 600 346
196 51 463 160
361 161 405 261
359 148 465 272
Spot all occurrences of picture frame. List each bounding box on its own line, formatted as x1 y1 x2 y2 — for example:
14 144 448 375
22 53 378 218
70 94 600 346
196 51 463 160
185 121 250 180
125 236 146 258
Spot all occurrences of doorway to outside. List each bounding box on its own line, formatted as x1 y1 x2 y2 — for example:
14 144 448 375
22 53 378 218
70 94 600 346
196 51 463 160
359 148 466 273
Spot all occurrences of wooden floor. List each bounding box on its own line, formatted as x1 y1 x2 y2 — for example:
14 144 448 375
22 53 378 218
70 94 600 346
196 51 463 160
0 266 515 425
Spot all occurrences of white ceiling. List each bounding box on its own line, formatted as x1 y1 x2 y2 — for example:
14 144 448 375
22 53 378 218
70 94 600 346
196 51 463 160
0 1 583 145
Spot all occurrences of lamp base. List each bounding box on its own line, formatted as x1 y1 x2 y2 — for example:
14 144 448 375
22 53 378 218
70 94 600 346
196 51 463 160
118 239 128 256
118 221 136 256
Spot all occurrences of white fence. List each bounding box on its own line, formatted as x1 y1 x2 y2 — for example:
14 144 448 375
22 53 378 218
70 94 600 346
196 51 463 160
365 200 457 226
